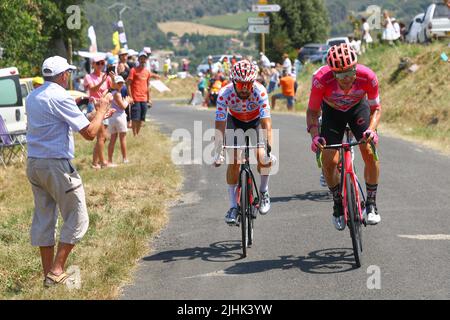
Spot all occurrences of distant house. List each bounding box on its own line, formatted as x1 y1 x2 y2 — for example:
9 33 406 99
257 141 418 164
227 38 244 49
169 36 181 48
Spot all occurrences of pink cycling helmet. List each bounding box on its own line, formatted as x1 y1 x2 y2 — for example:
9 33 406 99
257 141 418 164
230 60 259 82
326 43 358 72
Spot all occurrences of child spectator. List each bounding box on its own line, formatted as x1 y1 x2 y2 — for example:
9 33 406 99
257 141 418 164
107 76 133 166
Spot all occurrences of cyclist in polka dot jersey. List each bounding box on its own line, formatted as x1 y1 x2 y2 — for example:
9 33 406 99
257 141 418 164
214 60 275 226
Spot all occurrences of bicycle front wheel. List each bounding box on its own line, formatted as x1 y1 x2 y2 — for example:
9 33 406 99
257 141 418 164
346 174 363 268
240 170 248 258
247 177 254 247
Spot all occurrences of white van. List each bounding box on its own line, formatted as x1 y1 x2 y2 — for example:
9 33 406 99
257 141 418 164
0 67 27 133
418 3 450 43
406 13 425 43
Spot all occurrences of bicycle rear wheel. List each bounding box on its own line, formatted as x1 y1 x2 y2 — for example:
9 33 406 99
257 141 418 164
346 174 363 267
240 171 248 258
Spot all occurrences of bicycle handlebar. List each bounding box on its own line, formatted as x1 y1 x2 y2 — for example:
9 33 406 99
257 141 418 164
315 139 379 168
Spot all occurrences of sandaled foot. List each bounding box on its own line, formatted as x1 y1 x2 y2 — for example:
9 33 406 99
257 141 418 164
44 271 70 288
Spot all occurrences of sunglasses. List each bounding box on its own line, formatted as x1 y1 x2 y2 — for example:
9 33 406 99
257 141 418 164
234 81 253 91
95 61 105 66
334 68 357 79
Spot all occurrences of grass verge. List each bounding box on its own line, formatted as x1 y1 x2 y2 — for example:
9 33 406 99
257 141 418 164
0 122 182 299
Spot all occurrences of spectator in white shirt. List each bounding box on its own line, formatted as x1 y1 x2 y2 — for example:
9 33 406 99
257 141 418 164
282 53 292 74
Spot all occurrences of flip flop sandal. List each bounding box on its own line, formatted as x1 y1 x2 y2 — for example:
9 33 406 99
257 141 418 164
44 271 70 288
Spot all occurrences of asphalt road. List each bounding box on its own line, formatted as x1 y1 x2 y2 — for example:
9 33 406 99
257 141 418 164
121 100 450 300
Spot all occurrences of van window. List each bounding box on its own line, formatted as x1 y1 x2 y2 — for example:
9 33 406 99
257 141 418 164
0 78 19 106
433 4 449 19
20 84 30 99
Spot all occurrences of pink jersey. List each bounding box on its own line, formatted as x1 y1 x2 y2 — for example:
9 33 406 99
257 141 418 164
215 82 271 123
308 64 381 112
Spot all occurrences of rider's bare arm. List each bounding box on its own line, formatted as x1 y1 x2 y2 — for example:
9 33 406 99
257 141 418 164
215 120 226 149
306 108 321 139
369 109 381 131
260 117 272 148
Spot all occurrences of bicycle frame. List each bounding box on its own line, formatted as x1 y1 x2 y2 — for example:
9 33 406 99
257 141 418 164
339 143 364 226
235 136 260 215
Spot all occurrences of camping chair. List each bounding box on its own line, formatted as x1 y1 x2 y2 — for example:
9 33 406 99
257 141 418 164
0 117 26 168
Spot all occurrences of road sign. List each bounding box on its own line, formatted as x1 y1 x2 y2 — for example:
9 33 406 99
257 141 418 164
248 17 270 25
252 4 281 12
248 24 270 34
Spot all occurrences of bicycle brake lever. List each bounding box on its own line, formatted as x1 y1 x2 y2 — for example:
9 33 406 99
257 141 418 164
316 150 323 169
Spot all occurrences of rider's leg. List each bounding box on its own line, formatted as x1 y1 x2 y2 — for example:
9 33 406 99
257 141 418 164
224 156 241 224
257 147 272 215
359 143 379 204
226 161 241 208
322 149 341 200
349 99 380 224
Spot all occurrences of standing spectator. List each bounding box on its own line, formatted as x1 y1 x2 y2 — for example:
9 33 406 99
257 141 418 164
163 55 172 77
84 56 112 169
361 17 373 54
382 11 396 45
127 51 160 136
150 58 160 74
32 76 44 89
117 48 130 80
231 55 237 66
197 72 206 96
392 18 401 43
282 53 292 74
259 52 271 69
267 63 280 94
271 70 295 111
182 58 190 73
222 57 231 77
117 48 131 126
26 56 112 287
207 55 214 73
107 76 132 166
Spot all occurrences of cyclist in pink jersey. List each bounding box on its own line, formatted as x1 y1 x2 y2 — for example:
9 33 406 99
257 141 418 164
214 60 275 225
306 43 381 230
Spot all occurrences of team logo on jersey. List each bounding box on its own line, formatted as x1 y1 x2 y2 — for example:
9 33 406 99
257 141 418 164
313 79 324 89
371 79 378 87
216 112 226 121
246 102 258 112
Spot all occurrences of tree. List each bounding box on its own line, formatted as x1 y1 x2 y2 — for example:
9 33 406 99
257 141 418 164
266 0 330 62
0 0 88 76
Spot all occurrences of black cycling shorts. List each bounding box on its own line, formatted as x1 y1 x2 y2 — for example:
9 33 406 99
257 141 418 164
225 114 262 146
320 99 371 145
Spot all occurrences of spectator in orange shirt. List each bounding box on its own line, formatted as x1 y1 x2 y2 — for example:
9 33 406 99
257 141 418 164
271 70 296 111
127 51 160 136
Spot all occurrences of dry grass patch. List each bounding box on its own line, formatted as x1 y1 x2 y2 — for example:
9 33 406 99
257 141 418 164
157 21 240 37
0 122 181 299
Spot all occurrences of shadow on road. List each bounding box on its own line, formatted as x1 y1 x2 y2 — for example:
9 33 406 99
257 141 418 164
224 248 358 275
271 190 332 203
144 244 358 275
143 240 243 263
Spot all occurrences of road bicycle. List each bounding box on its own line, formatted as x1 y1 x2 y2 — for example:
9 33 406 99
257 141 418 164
223 136 266 258
317 127 378 267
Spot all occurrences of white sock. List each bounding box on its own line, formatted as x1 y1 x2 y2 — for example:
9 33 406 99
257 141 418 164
260 175 270 193
228 184 238 209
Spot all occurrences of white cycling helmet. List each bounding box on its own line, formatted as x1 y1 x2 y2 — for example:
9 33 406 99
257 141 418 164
230 59 259 82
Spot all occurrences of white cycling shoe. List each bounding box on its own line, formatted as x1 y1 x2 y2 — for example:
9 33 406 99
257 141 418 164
225 207 239 225
259 191 271 215
366 203 381 225
332 203 346 231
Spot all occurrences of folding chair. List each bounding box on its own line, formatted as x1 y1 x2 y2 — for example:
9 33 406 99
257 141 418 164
0 117 26 167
